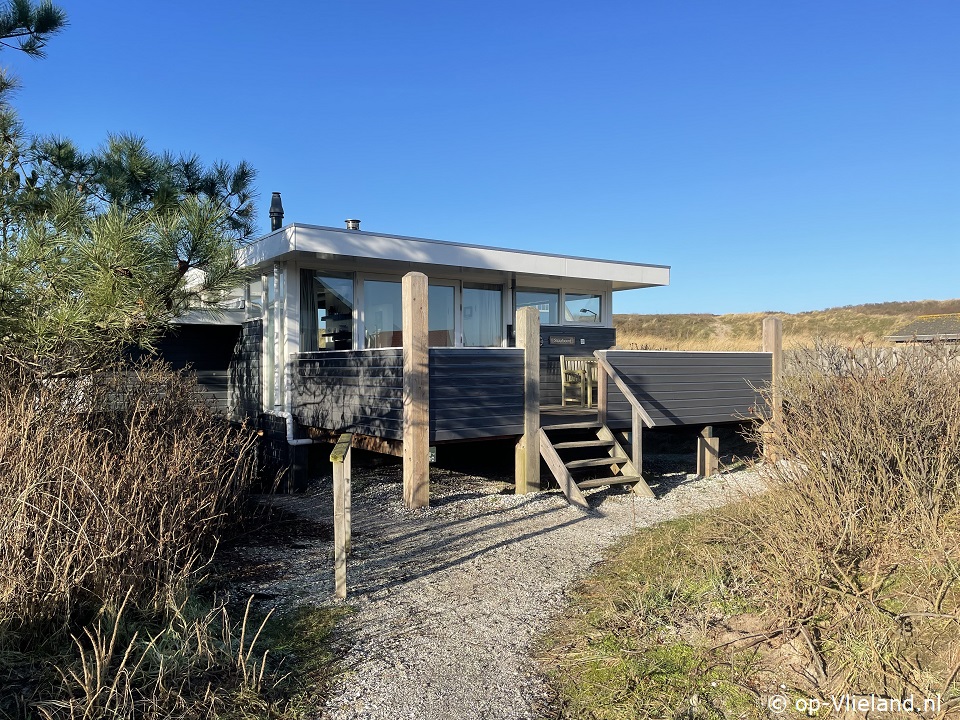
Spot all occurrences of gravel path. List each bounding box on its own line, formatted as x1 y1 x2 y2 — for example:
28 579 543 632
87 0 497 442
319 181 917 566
250 465 764 720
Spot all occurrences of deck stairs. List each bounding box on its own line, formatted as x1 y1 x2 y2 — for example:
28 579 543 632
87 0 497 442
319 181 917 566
539 421 655 509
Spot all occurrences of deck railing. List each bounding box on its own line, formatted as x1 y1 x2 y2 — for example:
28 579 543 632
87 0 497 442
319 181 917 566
594 353 655 471
290 346 526 443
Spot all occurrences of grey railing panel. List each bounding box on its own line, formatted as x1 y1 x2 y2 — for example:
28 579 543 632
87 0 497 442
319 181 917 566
293 349 404 440
430 348 524 442
604 350 771 427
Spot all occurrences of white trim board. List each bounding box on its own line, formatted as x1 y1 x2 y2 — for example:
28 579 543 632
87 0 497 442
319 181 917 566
238 223 670 291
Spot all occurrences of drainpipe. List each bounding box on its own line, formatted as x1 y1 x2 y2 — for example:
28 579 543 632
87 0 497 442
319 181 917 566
266 409 314 446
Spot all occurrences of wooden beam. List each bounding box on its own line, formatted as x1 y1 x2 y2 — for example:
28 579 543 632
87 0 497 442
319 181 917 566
538 428 587 508
331 432 353 600
307 427 403 457
402 272 430 509
515 306 541 494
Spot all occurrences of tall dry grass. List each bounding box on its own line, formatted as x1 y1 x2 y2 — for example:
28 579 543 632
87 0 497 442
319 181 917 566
727 341 960 696
0 361 256 626
0 360 269 718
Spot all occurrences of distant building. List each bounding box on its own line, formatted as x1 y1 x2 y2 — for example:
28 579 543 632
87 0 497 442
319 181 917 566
886 314 960 343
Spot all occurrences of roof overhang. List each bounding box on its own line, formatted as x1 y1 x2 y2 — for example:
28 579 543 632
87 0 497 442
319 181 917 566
237 223 670 291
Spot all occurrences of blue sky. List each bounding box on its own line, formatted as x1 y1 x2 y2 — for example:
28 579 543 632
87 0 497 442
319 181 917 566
9 1 959 314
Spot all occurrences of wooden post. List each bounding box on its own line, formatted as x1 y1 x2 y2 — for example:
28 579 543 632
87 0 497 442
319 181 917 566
402 272 430 509
697 425 719 476
596 357 608 427
515 306 540 494
331 432 353 600
631 405 643 472
762 316 783 425
762 316 783 462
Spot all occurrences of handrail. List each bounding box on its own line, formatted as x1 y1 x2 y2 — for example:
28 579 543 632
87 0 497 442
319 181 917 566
594 351 655 428
330 431 353 600
330 432 354 463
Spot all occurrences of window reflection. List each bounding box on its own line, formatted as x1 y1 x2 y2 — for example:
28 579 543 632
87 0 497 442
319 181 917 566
516 289 559 325
564 292 601 323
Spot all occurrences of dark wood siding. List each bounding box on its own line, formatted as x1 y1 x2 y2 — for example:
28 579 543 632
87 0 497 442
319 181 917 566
292 349 404 440
603 350 771 427
229 320 262 421
534 326 616 405
152 323 242 412
430 348 524 442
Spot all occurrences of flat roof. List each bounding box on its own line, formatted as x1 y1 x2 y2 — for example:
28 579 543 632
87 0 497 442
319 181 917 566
238 223 670 291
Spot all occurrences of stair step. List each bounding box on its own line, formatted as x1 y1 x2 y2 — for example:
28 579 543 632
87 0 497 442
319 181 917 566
564 456 629 470
577 475 646 490
542 421 602 431
552 439 615 450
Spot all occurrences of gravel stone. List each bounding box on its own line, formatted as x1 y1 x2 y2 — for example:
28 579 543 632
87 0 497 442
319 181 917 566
248 465 764 720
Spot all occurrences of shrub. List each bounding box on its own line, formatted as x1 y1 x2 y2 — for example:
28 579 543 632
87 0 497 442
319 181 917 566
0 359 276 718
0 361 257 629
729 341 960 694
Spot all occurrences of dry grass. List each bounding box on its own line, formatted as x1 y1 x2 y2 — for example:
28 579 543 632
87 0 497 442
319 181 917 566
0 361 256 627
614 298 960 351
543 341 960 717
0 360 337 719
729 341 960 699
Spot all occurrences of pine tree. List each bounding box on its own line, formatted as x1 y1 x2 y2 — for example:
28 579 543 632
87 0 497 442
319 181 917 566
0 2 260 376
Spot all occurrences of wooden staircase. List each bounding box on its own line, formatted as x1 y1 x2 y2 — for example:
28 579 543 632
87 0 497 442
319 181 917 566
539 421 655 509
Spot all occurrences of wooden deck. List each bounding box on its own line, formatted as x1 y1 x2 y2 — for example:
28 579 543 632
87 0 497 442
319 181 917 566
540 404 598 427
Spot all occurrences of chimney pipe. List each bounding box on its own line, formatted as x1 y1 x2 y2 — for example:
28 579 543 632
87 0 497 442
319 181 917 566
345 219 360 231
269 192 284 232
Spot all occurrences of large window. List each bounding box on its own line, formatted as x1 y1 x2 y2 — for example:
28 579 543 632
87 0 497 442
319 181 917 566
463 284 503 347
516 288 559 325
363 279 402 348
564 292 601 323
363 279 461 348
301 270 354 350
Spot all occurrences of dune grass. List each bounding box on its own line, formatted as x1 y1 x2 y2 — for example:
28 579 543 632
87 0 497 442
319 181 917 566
614 297 960 351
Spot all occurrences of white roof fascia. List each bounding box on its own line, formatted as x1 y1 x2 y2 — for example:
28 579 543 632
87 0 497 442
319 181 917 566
237 224 670 291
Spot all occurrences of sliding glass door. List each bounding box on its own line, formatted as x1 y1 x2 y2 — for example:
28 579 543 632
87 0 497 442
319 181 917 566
463 284 503 347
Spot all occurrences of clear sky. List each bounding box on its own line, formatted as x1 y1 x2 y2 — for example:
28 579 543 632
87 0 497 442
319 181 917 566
8 1 959 314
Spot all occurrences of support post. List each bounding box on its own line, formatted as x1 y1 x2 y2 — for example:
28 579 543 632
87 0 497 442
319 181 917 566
762 316 783 425
597 359 608 427
515 306 540 494
402 272 430 508
331 433 353 600
697 425 719 476
631 405 643 472
762 316 784 462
